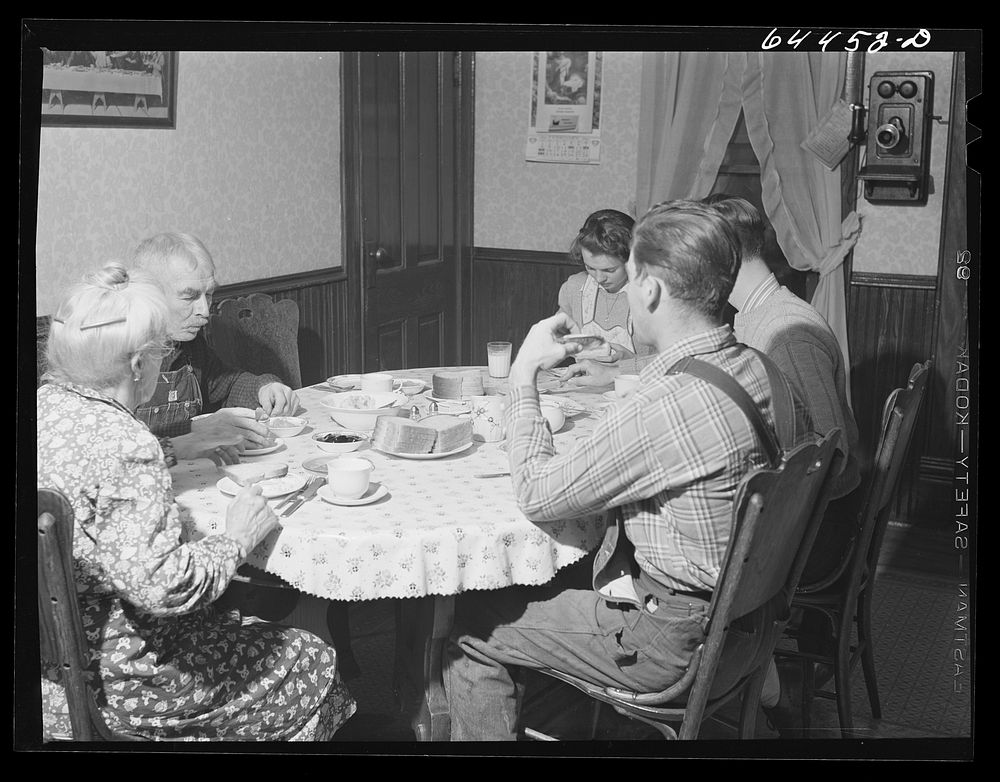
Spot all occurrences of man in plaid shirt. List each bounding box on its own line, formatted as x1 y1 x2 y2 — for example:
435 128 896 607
444 200 815 741
130 232 299 466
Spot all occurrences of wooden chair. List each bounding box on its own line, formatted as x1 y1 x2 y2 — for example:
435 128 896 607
37 487 141 741
524 431 844 740
777 361 931 739
207 293 360 678
208 293 302 389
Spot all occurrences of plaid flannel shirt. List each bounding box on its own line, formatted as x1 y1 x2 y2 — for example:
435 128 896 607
506 325 814 593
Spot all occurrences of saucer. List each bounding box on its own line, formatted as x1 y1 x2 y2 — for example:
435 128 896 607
317 482 388 506
241 438 285 456
601 390 632 402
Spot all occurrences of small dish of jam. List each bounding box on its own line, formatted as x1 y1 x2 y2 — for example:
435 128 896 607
312 429 368 453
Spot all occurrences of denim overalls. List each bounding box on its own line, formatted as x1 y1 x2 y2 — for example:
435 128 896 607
134 362 203 433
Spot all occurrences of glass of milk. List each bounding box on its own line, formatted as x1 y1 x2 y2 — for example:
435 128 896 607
487 341 512 378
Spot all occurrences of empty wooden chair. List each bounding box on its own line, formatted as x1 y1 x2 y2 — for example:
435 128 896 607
208 293 302 389
524 430 844 740
777 361 932 738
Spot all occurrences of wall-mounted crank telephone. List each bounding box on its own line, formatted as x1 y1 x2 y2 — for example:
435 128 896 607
857 71 935 205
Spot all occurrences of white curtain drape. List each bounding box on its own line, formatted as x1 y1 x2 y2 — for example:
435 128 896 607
636 51 861 401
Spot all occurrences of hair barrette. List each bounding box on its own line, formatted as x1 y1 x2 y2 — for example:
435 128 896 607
51 315 128 331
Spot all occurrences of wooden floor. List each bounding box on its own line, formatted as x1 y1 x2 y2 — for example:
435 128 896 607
312 519 973 756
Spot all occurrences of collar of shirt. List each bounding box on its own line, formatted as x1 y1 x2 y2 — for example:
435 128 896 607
51 380 137 419
739 272 781 316
636 324 739 384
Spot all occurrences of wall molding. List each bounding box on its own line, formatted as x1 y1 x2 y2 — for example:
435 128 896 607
850 271 937 290
474 246 576 268
214 267 347 301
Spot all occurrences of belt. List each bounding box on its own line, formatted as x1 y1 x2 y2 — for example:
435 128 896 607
636 569 712 604
662 587 713 603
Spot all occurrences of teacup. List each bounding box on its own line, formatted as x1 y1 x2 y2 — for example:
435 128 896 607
614 373 640 398
361 373 394 394
327 457 375 499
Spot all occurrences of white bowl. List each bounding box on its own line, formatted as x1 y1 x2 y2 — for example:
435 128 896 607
540 400 566 433
321 390 405 411
396 378 427 396
312 429 369 453
265 415 307 438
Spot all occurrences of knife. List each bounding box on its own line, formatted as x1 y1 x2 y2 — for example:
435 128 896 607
281 476 326 517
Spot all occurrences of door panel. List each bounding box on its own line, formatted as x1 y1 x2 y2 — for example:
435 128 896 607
356 51 459 372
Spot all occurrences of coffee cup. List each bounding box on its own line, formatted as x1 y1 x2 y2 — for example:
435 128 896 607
614 373 640 398
361 373 394 394
327 457 375 499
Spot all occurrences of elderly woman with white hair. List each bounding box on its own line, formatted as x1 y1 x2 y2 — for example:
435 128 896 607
37 261 355 741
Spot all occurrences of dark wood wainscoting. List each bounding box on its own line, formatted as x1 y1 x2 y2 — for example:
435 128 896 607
470 247 576 366
213 268 353 386
847 272 944 525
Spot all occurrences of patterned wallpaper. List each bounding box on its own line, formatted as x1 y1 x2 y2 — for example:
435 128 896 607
851 52 955 276
473 51 642 254
34 51 342 316
32 49 955 317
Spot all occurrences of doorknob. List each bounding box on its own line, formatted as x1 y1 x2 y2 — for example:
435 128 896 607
368 246 389 266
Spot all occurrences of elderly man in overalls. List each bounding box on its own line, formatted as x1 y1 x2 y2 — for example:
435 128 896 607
131 232 300 466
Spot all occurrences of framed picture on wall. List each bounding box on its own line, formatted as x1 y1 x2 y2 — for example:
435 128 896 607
40 50 178 128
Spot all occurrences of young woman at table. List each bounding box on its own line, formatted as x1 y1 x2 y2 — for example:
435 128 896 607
37 262 355 741
556 208 653 365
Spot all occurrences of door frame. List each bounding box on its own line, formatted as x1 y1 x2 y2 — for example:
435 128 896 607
341 51 476 373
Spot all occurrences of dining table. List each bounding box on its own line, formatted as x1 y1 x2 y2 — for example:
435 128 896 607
170 365 619 741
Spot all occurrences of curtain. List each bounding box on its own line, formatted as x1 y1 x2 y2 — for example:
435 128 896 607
636 51 860 402
635 52 744 215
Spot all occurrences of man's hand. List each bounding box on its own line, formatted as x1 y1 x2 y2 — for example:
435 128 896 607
577 341 631 364
509 312 583 387
258 382 299 417
560 360 622 388
170 408 272 463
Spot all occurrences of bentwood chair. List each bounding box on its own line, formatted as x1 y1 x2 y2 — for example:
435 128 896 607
777 361 931 739
208 293 302 390
524 431 844 741
37 487 142 741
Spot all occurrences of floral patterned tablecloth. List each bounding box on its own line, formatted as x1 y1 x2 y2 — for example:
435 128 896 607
171 367 615 603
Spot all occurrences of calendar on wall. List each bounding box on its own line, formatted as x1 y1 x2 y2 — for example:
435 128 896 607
525 51 602 165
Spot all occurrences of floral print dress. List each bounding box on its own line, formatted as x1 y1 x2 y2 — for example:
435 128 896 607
36 382 356 741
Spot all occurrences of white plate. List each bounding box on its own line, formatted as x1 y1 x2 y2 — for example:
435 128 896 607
317 482 389 506
302 455 341 474
547 398 587 416
425 393 472 405
396 379 428 395
241 439 285 456
374 441 474 460
601 390 633 402
326 374 362 391
216 472 306 499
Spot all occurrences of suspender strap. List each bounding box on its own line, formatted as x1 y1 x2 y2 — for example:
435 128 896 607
666 352 795 467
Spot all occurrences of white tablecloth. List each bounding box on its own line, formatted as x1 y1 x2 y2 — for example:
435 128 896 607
171 367 615 603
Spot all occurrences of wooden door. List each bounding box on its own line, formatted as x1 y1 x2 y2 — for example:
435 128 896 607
343 51 474 373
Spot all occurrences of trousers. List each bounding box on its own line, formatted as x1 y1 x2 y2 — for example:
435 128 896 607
443 582 710 741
